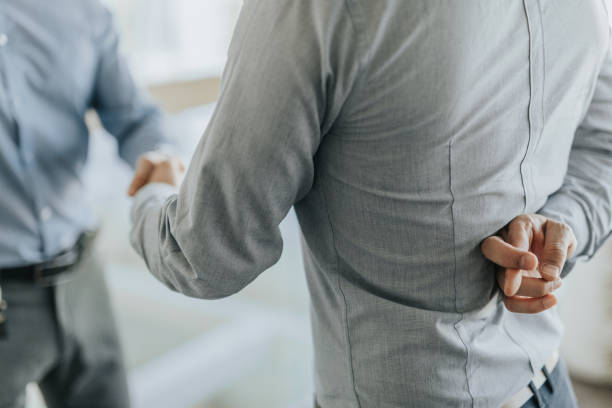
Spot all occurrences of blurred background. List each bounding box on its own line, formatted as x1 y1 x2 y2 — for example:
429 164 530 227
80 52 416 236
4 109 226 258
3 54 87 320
26 1 612 407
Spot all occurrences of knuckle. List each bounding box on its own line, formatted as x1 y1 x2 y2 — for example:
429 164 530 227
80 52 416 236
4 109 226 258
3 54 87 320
480 237 494 252
524 214 539 225
503 298 519 313
567 227 576 244
158 160 173 170
545 245 566 261
547 241 566 251
535 284 548 297
556 222 572 239
543 255 565 267
569 235 578 253
138 157 152 167
171 158 184 169
512 217 530 230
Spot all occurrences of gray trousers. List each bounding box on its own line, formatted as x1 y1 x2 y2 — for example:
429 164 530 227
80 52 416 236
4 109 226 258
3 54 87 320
0 251 130 408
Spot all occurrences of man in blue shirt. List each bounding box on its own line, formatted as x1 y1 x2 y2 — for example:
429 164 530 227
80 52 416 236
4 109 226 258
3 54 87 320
0 1 171 407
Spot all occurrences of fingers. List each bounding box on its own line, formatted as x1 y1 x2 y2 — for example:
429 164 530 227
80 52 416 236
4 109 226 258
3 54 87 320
148 156 185 186
496 268 523 297
487 214 571 314
506 218 531 251
481 236 538 271
495 218 535 296
502 294 557 314
128 157 155 196
539 221 576 280
128 152 184 196
514 277 562 297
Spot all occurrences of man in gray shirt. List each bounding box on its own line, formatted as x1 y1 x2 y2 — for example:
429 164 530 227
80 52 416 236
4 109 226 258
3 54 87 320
129 1 612 407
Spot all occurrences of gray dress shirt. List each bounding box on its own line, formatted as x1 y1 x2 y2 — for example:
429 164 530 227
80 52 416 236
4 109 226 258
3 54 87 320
131 1 612 406
0 0 167 267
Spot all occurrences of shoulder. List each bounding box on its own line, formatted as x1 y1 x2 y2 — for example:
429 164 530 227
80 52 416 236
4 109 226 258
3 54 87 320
60 0 115 40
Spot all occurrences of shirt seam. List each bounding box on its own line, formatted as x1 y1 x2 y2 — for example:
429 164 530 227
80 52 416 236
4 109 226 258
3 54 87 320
338 0 371 125
519 0 534 214
336 3 365 406
448 139 475 407
317 184 362 408
530 0 547 155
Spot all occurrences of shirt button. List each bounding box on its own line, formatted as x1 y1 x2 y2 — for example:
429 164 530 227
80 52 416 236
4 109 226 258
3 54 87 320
40 207 53 222
0 33 8 47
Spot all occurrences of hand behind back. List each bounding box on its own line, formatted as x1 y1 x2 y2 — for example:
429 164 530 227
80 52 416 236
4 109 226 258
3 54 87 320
481 214 577 314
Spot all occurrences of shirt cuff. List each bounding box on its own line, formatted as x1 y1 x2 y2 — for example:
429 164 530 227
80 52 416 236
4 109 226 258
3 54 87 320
130 182 178 224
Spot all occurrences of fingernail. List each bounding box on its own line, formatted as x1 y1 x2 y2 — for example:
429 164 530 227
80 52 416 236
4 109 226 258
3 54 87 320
547 280 562 292
542 265 559 279
519 255 531 270
543 297 556 308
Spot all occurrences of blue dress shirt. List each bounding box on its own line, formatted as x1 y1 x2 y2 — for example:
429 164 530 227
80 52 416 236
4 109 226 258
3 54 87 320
0 0 168 267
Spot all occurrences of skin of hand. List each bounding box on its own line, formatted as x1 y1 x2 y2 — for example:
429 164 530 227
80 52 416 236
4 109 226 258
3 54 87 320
481 214 577 314
127 151 185 197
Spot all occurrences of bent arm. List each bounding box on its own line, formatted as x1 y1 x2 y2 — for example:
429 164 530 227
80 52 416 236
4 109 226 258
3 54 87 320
130 0 360 298
539 36 612 275
91 6 169 167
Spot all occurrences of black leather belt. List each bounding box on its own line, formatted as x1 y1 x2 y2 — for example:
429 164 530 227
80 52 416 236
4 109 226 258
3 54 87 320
0 232 91 286
0 232 94 339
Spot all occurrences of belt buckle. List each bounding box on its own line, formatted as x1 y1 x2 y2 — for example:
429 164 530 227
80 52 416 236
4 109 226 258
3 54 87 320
33 264 56 287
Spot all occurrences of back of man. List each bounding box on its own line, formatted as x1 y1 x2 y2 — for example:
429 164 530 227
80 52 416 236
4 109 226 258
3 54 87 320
297 1 608 406
130 1 612 407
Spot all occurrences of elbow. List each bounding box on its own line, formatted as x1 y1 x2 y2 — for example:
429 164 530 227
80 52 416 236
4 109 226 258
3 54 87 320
156 234 281 300
178 280 244 300
165 272 252 300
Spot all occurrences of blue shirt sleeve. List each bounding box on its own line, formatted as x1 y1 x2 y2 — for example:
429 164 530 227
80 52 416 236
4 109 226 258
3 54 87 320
90 6 170 167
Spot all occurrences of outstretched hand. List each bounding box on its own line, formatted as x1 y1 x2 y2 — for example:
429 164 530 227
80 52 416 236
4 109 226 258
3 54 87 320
128 151 185 196
481 214 576 314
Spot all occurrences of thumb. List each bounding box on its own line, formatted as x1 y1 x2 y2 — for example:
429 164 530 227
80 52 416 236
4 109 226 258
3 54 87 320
128 158 154 196
540 221 573 280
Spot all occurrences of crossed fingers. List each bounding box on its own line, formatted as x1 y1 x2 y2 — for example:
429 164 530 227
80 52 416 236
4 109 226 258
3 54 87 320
481 214 576 314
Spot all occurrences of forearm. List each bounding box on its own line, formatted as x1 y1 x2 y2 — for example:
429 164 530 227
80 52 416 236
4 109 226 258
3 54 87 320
91 6 172 168
129 184 193 294
129 172 283 300
130 183 248 299
112 106 171 167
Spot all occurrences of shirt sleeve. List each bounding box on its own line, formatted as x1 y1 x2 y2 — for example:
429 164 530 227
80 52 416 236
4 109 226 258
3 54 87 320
538 33 612 276
129 0 361 298
91 5 170 167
